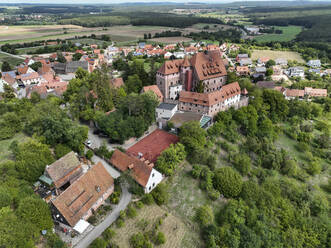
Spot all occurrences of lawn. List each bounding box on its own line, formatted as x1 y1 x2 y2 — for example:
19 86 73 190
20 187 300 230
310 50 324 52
254 26 302 42
111 204 186 248
251 49 304 63
0 133 28 161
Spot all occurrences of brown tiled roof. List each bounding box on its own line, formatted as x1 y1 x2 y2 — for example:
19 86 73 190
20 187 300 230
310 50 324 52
304 87 327 97
2 73 16 85
236 66 249 72
179 81 241 106
19 72 40 81
256 81 276 89
127 129 179 163
52 162 114 227
142 85 163 101
111 78 124 88
110 150 152 187
17 65 29 74
285 89 304 97
157 59 183 75
46 151 80 187
39 64 54 75
182 56 191 67
190 51 227 81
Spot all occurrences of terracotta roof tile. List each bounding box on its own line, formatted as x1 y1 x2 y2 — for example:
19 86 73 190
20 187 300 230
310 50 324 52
142 85 163 101
52 162 114 226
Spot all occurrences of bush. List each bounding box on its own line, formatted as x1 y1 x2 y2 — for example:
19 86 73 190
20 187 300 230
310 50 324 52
54 144 71 159
213 167 243 198
116 218 124 228
142 193 154 205
102 228 115 241
208 189 221 201
306 161 321 175
151 183 169 205
89 237 107 248
127 205 137 218
88 215 97 225
195 205 214 226
109 191 120 204
85 150 94 160
129 232 152 248
135 201 144 209
155 231 166 245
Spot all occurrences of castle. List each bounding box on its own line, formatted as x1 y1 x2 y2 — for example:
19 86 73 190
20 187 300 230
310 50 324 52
156 51 227 101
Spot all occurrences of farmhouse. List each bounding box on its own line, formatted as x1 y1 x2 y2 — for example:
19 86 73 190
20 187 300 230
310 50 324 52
110 150 163 193
51 162 114 229
127 129 179 163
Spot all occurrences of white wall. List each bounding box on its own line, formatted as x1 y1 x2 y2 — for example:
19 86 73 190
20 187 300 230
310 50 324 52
144 168 163 194
169 84 182 100
156 105 177 119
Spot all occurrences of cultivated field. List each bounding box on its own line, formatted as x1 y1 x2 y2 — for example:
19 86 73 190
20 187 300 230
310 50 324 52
254 26 302 42
112 204 186 248
251 49 304 62
0 52 24 66
150 37 192 44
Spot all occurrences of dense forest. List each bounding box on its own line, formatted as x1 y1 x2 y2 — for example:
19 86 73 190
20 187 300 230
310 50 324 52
59 12 223 28
188 28 242 43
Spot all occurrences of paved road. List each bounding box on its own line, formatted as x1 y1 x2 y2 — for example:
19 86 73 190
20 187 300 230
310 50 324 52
92 155 120 179
74 184 132 248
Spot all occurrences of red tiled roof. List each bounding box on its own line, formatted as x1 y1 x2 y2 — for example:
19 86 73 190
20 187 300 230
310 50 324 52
110 150 153 187
127 129 179 163
52 162 114 227
111 78 124 88
304 87 327 97
17 65 29 75
142 85 163 101
285 89 304 97
157 59 183 75
179 81 241 106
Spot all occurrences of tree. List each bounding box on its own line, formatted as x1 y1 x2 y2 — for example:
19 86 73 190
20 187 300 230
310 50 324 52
266 68 273 77
89 237 107 248
151 183 168 205
179 121 207 153
130 233 152 248
17 196 53 232
232 153 251 176
156 143 186 176
2 84 16 100
306 161 321 176
73 53 83 61
195 205 214 226
54 144 71 159
30 62 42 72
1 61 12 72
213 167 243 198
266 60 276 68
126 74 142 94
14 139 54 182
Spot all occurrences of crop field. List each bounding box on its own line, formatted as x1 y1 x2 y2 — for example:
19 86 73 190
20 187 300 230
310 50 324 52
0 52 24 66
112 204 186 248
250 8 331 19
150 36 192 44
254 26 302 42
251 49 304 62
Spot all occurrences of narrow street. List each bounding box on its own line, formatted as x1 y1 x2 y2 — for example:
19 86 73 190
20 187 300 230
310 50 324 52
74 184 132 248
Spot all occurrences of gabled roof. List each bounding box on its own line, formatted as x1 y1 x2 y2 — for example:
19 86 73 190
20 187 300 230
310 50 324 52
46 151 80 186
190 51 227 81
285 89 304 97
157 59 183 75
179 81 241 106
17 65 29 75
52 162 114 227
110 150 153 187
111 78 124 88
142 85 163 100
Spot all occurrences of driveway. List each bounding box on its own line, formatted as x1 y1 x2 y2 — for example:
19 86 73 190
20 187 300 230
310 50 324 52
74 184 132 248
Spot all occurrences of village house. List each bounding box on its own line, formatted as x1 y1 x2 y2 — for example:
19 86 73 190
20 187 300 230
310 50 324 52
142 85 164 102
110 149 163 194
156 51 227 100
178 82 248 117
239 58 253 66
275 58 288 66
17 64 35 75
236 54 248 62
51 162 114 231
286 67 305 78
127 129 179 163
257 57 270 66
304 87 328 97
307 59 321 68
17 72 42 85
284 89 305 100
2 71 18 90
236 66 250 76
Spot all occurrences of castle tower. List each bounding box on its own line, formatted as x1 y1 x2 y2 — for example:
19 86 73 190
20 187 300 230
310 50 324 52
181 56 192 91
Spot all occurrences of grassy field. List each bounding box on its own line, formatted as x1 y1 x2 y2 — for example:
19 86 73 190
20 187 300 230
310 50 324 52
254 26 302 42
0 133 27 161
0 52 24 66
112 204 186 248
251 49 304 62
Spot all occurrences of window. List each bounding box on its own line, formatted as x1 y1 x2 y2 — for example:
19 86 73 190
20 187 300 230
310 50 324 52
153 183 155 187
149 186 151 190
152 173 154 177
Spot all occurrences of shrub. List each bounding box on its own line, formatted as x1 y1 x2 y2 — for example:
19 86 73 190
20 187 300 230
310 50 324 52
127 205 137 218
102 228 115 241
89 237 107 248
54 144 71 159
129 233 152 248
85 150 94 160
142 193 154 205
155 231 166 245
116 219 124 228
213 167 243 198
208 189 220 201
195 205 214 226
135 201 144 209
151 183 169 205
88 215 97 225
306 161 321 175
